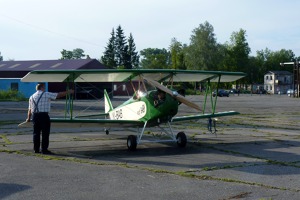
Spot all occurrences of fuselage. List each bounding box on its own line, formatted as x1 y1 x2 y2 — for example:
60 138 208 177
108 90 179 124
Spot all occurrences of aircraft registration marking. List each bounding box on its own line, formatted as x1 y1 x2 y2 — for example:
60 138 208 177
109 101 147 120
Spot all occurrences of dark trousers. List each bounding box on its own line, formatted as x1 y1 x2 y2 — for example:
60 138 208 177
32 113 50 152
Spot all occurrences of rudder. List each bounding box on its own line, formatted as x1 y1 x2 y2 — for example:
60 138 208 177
104 89 113 113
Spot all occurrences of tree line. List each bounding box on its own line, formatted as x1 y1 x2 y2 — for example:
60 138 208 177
69 22 299 85
137 22 298 85
1 22 299 85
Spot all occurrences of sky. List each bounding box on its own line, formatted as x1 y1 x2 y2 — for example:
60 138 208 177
1 0 300 61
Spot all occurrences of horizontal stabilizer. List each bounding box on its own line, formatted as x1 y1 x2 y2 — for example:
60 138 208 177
18 121 31 128
172 111 240 122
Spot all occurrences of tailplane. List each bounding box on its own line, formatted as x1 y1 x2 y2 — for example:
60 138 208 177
104 89 113 113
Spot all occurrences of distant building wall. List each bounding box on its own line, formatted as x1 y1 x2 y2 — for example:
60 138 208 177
264 71 292 94
0 78 47 98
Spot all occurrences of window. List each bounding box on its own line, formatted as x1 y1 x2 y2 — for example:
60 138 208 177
122 84 126 91
113 84 117 91
266 76 269 80
11 83 18 91
270 76 273 80
270 85 272 90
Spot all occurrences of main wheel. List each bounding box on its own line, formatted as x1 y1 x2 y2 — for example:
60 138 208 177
127 135 137 151
176 132 187 148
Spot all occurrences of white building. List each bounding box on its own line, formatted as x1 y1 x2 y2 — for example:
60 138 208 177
264 71 293 94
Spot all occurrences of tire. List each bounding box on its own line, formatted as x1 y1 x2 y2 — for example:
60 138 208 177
127 135 137 151
176 132 187 148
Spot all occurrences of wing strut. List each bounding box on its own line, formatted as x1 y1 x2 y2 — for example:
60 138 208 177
212 75 221 114
166 74 174 88
130 80 137 96
137 121 148 145
202 74 221 114
65 81 74 119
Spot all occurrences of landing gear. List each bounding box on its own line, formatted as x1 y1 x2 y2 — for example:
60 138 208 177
176 132 187 147
127 135 137 151
126 122 187 150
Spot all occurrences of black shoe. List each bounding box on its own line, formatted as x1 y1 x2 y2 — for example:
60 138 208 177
41 150 54 155
34 150 41 153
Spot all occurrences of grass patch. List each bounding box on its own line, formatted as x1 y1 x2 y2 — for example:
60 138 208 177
0 135 13 144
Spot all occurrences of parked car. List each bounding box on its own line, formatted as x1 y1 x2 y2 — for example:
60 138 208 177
230 89 237 94
212 89 230 97
287 89 295 96
252 89 267 94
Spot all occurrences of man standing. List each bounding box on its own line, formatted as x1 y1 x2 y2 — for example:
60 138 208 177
26 83 73 154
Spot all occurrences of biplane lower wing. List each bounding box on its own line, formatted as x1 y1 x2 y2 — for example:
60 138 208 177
18 118 144 128
50 118 145 128
172 111 240 122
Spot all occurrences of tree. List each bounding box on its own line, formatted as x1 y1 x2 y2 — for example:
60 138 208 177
140 48 170 69
115 25 127 67
267 49 295 72
101 26 140 69
220 29 251 86
60 48 86 59
247 55 261 84
61 49 73 59
127 33 140 68
227 29 251 72
254 48 295 83
0 52 3 61
185 21 220 70
169 38 186 70
101 28 117 68
72 48 85 59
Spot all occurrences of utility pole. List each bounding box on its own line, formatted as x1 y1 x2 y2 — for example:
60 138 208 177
280 60 299 98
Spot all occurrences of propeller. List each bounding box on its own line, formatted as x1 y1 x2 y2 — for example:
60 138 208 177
143 77 201 111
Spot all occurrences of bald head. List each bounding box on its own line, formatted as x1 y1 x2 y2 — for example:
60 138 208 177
36 83 45 91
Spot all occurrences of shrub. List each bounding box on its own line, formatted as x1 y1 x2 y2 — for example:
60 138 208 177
0 90 27 101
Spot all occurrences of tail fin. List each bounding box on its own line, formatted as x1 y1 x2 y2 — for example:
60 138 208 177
104 89 113 113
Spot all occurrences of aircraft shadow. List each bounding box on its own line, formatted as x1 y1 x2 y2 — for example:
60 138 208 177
0 183 31 199
53 138 300 176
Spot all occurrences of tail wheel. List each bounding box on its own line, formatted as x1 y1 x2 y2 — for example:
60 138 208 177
176 132 187 148
127 135 137 151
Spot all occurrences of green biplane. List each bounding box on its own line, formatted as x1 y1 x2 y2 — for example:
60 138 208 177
20 69 246 150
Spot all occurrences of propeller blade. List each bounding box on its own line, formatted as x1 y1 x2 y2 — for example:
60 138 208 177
175 94 201 111
143 77 201 111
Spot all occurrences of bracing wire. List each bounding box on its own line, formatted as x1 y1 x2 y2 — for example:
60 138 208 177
72 80 125 118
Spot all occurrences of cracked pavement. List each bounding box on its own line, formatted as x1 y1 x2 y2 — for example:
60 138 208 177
1 95 300 199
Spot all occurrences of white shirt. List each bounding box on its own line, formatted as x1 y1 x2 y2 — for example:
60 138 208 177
28 90 58 113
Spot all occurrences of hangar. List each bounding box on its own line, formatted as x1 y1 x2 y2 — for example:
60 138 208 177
0 59 111 98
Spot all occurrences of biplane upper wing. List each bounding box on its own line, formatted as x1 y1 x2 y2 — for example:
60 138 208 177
21 69 246 83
